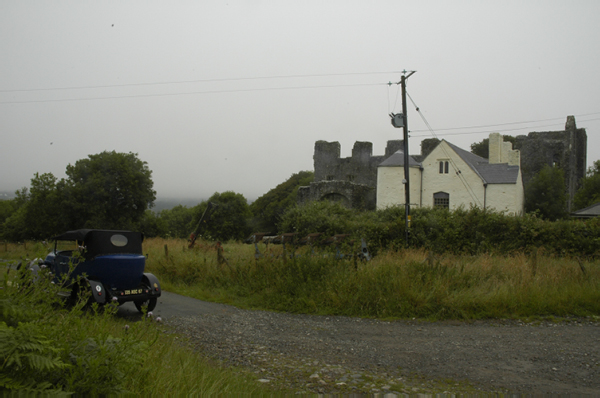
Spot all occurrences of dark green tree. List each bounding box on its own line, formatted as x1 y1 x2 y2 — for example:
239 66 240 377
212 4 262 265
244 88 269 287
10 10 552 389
2 174 68 240
573 160 600 211
191 191 251 242
470 135 516 158
524 164 568 220
137 209 165 238
249 171 314 232
157 205 195 238
64 151 156 230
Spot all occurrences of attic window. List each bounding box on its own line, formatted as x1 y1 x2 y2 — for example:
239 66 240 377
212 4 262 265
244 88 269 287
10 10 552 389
439 161 449 174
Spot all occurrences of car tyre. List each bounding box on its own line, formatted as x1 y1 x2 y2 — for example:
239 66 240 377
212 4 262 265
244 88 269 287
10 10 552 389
134 297 157 313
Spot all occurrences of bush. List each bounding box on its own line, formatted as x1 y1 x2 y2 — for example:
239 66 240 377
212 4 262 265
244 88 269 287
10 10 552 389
278 202 600 258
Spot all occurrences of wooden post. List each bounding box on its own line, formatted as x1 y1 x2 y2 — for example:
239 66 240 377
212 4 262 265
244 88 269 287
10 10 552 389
164 244 169 258
530 248 538 276
577 257 587 276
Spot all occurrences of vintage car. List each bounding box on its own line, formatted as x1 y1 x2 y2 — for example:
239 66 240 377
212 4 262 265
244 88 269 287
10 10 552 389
43 229 161 313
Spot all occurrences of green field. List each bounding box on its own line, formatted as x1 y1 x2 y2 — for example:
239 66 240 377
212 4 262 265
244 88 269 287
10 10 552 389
2 238 599 394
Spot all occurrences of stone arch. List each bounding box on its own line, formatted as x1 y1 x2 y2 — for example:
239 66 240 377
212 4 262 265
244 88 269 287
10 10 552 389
320 192 351 207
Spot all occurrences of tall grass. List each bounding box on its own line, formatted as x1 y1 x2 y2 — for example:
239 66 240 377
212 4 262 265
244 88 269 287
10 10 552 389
0 248 274 395
145 238 600 320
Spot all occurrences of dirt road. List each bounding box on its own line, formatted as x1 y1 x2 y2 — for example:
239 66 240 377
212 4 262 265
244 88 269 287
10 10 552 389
119 291 600 395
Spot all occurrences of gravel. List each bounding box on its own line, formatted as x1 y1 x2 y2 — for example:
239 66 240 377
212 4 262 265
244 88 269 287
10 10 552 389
165 303 600 395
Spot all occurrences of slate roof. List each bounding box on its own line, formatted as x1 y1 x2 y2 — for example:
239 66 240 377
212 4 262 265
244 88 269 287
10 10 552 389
378 140 520 185
571 202 600 218
377 149 422 167
443 141 520 184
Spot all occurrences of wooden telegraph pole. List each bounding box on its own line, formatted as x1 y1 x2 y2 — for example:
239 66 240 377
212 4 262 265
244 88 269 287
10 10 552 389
389 70 416 245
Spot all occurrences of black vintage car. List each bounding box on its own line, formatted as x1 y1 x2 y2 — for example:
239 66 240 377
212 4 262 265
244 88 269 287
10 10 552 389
43 229 161 313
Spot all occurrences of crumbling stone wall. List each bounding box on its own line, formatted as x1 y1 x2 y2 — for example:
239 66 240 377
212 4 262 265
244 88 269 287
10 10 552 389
300 140 403 209
514 116 587 211
313 140 403 187
297 181 375 210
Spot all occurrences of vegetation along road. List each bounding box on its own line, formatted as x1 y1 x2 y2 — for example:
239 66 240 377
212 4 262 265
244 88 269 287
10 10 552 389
119 291 600 395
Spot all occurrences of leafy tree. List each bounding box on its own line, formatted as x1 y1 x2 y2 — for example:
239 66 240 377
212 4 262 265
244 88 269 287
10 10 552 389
249 171 314 232
137 209 166 238
191 191 251 242
2 175 68 240
0 198 18 238
573 160 600 210
157 205 195 238
3 152 156 241
64 151 156 230
524 164 568 220
470 135 516 158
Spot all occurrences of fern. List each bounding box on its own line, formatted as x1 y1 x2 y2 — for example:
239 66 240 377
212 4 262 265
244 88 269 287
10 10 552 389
0 321 68 392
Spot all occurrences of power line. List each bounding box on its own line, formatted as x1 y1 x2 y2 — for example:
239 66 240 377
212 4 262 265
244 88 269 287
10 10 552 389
409 117 600 138
0 71 402 93
406 91 483 207
410 112 600 134
0 82 386 104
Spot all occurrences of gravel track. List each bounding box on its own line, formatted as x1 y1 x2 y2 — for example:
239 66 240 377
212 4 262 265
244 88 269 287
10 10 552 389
130 291 600 395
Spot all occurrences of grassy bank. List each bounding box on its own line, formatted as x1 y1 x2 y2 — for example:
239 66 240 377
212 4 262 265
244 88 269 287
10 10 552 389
0 248 275 395
2 236 598 393
145 238 600 320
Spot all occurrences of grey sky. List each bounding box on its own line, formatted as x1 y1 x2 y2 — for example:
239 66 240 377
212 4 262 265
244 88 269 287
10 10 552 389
1 1 599 202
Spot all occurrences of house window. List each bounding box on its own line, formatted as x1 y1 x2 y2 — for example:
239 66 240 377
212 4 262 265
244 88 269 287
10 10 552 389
347 175 355 182
326 175 334 181
439 161 449 174
433 192 449 209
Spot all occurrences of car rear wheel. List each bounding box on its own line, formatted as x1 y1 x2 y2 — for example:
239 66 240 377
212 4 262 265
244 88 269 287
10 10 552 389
134 297 157 313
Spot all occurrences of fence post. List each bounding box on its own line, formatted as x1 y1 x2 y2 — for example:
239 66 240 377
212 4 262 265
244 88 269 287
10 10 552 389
530 248 538 276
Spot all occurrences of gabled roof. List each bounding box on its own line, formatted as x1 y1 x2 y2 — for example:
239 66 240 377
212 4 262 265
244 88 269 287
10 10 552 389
378 149 421 167
378 139 520 184
443 141 520 184
571 202 600 218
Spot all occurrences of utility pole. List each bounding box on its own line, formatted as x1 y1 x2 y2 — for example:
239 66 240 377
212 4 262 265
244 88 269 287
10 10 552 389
389 70 416 245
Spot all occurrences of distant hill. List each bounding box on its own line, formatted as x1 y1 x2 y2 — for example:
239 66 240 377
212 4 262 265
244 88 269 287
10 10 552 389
0 191 15 200
152 197 207 212
0 192 206 211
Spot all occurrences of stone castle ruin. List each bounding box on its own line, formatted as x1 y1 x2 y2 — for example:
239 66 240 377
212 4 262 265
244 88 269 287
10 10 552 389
299 116 587 211
513 116 587 211
297 140 404 210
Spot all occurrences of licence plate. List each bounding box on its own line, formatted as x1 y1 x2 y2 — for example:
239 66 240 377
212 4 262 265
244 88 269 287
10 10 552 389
124 288 143 295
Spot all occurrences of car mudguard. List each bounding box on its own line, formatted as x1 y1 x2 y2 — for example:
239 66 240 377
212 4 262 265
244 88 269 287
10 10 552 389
87 279 107 304
142 272 161 296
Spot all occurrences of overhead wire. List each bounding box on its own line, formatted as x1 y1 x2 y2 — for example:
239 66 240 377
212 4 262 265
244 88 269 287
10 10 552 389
410 112 600 136
410 117 600 138
406 91 483 207
0 70 402 93
0 82 387 105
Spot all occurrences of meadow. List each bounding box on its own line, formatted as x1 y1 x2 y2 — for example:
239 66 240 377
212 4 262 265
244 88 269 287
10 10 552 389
2 236 599 394
145 237 600 320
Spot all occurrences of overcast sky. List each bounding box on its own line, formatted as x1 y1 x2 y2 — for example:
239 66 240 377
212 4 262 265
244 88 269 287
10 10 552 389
1 1 599 203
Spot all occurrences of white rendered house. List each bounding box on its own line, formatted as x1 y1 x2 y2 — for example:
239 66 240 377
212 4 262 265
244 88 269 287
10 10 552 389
376 133 524 214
